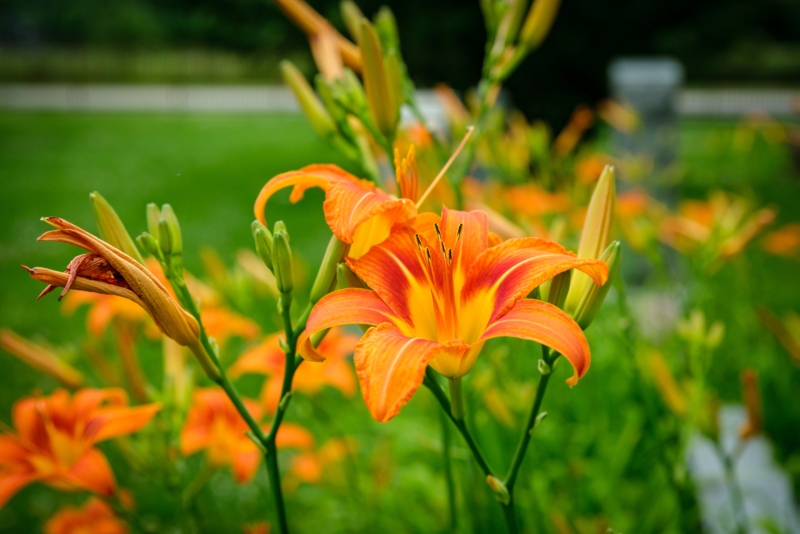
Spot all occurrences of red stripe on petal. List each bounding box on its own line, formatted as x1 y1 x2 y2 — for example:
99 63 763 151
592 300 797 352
480 299 591 385
463 237 608 324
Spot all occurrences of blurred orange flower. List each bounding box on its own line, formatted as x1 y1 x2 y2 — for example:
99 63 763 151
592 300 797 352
62 292 150 337
286 438 353 491
0 388 160 508
45 498 127 534
230 328 357 413
180 389 313 484
762 223 800 259
200 306 260 347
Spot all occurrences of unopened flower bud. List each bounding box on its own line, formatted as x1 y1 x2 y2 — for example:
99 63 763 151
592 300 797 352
545 270 571 309
336 263 365 290
90 192 144 265
158 218 173 257
159 204 183 257
251 221 274 270
485 475 510 505
565 165 616 314
272 229 294 295
360 19 400 140
340 0 364 42
137 233 162 259
310 236 349 303
374 6 400 52
281 60 338 140
572 241 621 330
518 0 562 52
146 203 161 237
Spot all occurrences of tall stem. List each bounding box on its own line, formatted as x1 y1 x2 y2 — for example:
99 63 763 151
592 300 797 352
504 347 554 492
440 410 458 532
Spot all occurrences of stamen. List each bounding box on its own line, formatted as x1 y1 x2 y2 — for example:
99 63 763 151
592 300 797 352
414 233 423 251
416 126 475 208
434 223 443 243
425 248 432 265
448 248 453 265
440 241 446 256
455 223 463 243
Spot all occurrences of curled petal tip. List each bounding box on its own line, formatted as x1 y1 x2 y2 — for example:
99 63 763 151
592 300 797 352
20 264 32 273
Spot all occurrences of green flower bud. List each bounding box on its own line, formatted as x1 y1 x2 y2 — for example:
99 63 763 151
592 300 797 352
146 203 161 237
518 0 562 52
251 220 274 271
545 270 571 309
340 0 365 42
336 263 365 290
360 19 400 140
136 232 162 259
572 241 621 330
374 6 400 53
90 192 144 264
272 229 294 295
310 236 349 303
280 60 338 140
158 218 173 257
159 204 183 257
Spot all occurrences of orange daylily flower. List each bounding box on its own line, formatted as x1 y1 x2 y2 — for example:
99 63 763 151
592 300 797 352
254 163 417 260
0 388 160 508
230 329 357 413
763 222 800 259
180 389 313 484
45 497 127 534
296 207 608 422
200 306 260 347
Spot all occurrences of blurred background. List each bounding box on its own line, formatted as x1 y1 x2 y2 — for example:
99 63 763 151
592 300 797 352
0 1 799 533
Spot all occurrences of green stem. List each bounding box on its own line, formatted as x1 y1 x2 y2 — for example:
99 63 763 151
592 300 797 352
504 347 554 492
501 495 519 534
449 377 465 421
440 409 458 532
424 370 494 478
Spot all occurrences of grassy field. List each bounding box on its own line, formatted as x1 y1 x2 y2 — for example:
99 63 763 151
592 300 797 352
0 112 798 533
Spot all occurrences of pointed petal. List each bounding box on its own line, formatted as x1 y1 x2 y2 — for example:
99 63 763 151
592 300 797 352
440 207 489 292
297 288 404 361
461 238 608 339
0 437 29 466
85 403 161 444
354 324 466 422
0 471 39 509
479 299 591 386
348 227 439 339
65 448 116 497
73 388 127 419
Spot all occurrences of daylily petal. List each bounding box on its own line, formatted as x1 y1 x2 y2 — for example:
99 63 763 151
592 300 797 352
0 437 29 466
440 207 489 293
65 448 116 497
228 334 285 378
254 165 414 255
297 288 404 361
354 323 466 422
479 299 592 386
348 227 438 339
0 471 39 509
73 389 127 420
460 238 608 341
274 423 315 450
85 402 161 444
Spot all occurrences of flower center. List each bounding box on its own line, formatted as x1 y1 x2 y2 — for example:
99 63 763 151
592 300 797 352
412 222 463 341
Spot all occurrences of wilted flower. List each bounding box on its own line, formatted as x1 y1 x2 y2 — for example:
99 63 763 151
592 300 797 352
296 207 607 422
0 388 160 508
24 218 218 378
